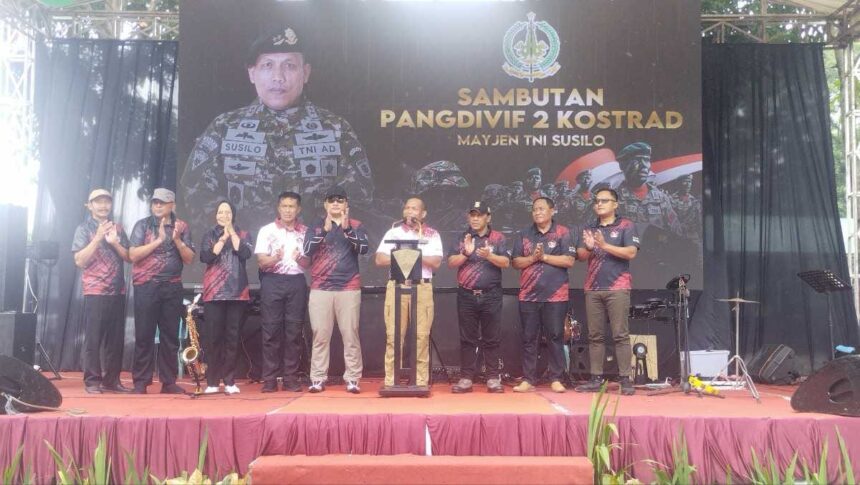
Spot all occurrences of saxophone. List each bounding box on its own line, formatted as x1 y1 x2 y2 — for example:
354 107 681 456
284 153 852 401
181 294 206 394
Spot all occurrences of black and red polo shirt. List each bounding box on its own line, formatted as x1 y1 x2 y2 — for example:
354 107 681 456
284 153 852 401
71 217 129 296
447 227 507 291
581 216 640 291
199 225 253 302
511 221 577 302
303 218 369 291
130 214 195 285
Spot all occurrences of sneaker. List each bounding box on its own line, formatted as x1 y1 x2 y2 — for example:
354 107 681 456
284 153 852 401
575 376 606 393
486 378 504 393
261 381 278 393
619 377 635 396
224 384 240 395
512 381 535 393
308 380 326 393
451 378 473 394
203 386 220 394
160 383 186 395
84 385 103 394
346 380 361 394
550 380 567 393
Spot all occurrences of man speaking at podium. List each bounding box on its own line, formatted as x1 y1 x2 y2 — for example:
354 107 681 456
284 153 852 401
375 198 443 389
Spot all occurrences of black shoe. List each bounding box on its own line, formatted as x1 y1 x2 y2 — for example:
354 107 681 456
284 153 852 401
131 385 148 395
160 383 186 395
574 376 605 393
283 379 303 392
85 385 103 394
451 378 473 394
261 381 278 393
101 383 133 394
619 377 635 396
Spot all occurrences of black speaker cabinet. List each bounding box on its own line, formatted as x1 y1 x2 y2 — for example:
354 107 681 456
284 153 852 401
791 356 860 416
748 344 799 385
0 312 37 364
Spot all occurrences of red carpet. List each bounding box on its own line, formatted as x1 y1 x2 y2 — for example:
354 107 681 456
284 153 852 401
1 372 858 484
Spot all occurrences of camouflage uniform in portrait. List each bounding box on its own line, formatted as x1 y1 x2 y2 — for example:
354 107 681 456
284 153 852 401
615 142 682 236
181 26 374 235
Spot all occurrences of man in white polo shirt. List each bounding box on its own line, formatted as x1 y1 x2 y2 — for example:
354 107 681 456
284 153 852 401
255 191 308 393
375 197 443 389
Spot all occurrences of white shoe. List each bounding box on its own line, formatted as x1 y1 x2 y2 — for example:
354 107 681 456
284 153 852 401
346 380 361 394
203 386 220 394
224 384 240 395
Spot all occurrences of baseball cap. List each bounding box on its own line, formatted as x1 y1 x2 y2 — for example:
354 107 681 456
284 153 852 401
87 189 112 202
151 188 175 203
468 201 491 215
325 185 348 200
246 26 306 66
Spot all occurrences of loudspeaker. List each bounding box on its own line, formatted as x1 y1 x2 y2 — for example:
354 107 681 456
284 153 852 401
0 354 62 414
0 312 36 364
0 205 26 312
791 356 860 416
747 344 799 385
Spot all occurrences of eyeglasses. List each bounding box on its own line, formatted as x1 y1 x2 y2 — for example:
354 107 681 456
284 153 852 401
326 196 346 203
593 198 617 205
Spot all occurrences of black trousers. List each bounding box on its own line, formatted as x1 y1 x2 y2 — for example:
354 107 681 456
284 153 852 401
260 273 307 384
132 281 184 387
203 300 247 387
518 300 568 384
82 294 126 387
457 287 503 380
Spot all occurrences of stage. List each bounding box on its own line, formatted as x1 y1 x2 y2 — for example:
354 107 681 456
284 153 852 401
1 373 859 483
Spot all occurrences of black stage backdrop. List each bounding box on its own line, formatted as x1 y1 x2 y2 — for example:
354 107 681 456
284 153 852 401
29 39 857 376
696 44 858 372
32 40 178 371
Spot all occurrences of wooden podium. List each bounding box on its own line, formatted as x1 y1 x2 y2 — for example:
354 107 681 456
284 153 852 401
379 239 430 397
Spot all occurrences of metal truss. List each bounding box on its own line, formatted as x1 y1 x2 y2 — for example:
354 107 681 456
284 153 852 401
842 40 860 316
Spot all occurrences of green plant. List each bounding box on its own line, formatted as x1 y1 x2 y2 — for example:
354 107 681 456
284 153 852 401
837 428 856 485
801 439 828 485
123 449 151 485
646 430 696 485
586 383 628 484
2 444 25 484
746 448 798 485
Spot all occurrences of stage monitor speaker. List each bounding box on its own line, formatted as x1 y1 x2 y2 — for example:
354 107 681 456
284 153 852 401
747 344 799 385
0 354 62 414
791 356 860 416
0 312 36 364
0 205 26 312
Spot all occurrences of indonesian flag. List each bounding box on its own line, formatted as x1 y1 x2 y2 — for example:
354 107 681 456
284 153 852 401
555 148 623 191
651 154 702 186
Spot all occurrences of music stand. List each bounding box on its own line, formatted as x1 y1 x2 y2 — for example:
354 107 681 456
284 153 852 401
798 270 852 360
712 293 760 402
379 239 429 397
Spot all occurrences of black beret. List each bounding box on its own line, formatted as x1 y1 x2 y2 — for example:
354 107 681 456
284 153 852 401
616 142 652 163
246 26 306 66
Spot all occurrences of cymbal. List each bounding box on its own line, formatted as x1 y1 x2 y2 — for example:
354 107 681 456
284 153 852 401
717 297 759 304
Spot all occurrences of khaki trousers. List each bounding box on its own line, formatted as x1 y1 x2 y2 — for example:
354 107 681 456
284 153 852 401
308 289 363 382
384 281 434 386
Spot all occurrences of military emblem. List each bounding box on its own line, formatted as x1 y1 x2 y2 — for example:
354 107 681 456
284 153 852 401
273 28 298 46
502 12 561 82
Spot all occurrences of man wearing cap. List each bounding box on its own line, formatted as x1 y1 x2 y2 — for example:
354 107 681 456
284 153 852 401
615 142 682 236
181 25 375 236
510 197 576 393
72 189 131 394
447 201 509 393
255 191 308 393
375 197 443 391
571 170 596 225
303 186 369 393
526 167 543 200
128 188 196 394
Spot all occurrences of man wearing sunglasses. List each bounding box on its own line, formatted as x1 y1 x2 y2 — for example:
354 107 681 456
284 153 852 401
303 186 369 393
575 188 640 396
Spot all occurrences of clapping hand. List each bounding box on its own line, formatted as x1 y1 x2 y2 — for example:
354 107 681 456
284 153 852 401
463 234 475 256
533 242 544 262
95 220 111 241
583 230 596 250
104 223 119 245
476 240 491 259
